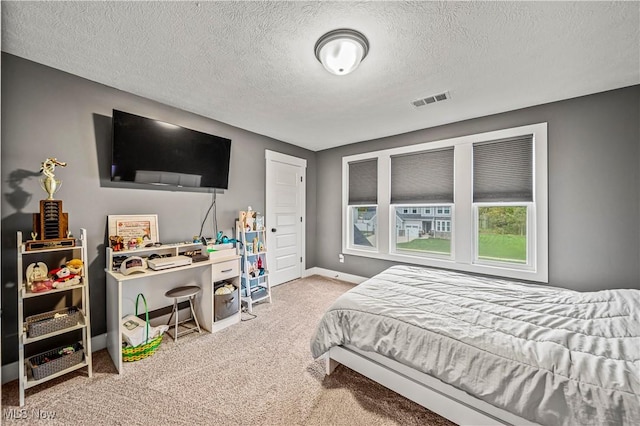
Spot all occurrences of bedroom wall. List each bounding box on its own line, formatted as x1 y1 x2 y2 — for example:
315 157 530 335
315 85 640 292
0 53 318 365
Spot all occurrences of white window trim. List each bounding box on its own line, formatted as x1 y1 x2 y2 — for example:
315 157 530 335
342 123 548 283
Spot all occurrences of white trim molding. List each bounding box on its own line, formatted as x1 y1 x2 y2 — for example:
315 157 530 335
304 267 367 284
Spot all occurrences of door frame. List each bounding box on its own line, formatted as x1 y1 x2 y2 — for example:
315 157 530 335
265 150 307 285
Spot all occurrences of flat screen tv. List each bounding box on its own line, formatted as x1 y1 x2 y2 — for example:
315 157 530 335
111 110 231 190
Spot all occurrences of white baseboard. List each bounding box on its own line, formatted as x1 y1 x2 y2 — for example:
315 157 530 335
1 333 107 385
303 267 367 284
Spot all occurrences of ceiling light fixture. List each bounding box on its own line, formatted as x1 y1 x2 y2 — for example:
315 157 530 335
314 29 369 76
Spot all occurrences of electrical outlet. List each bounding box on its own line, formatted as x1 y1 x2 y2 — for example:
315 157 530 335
338 254 344 263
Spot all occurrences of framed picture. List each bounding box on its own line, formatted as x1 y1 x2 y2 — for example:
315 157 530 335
108 214 159 245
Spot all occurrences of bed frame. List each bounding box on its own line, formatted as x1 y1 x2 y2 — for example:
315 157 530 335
325 345 538 426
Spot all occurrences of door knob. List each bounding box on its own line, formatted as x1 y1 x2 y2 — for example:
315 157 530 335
271 228 277 232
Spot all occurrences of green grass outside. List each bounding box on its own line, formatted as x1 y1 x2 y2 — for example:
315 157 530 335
478 233 526 263
396 233 526 262
396 238 451 254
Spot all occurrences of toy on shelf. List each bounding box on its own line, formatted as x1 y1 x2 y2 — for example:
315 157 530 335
109 235 125 251
49 266 81 288
26 262 54 293
66 258 83 275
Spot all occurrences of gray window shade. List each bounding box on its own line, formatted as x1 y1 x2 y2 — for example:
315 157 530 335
348 159 377 205
390 148 454 204
473 135 533 202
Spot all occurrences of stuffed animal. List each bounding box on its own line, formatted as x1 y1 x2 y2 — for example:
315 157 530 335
49 266 81 288
66 258 83 275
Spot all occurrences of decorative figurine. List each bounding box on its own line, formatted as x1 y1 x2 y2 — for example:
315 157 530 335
39 157 67 200
110 235 124 251
25 262 54 293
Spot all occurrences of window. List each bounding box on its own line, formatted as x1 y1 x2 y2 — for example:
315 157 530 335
346 159 378 250
390 148 454 257
351 206 377 248
395 205 452 256
473 135 533 266
436 220 451 233
477 206 527 264
342 123 548 282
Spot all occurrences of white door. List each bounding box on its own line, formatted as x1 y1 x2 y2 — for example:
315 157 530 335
265 150 306 286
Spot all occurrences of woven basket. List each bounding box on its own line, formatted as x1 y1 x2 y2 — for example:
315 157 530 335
28 342 84 381
122 293 162 362
26 307 80 338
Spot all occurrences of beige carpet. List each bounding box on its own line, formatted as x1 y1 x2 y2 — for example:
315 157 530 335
2 275 454 425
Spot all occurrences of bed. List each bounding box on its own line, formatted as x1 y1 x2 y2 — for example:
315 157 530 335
310 265 640 426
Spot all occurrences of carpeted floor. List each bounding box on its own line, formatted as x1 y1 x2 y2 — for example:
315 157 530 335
1 275 454 425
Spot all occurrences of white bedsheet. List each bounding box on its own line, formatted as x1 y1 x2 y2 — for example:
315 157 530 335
310 265 640 425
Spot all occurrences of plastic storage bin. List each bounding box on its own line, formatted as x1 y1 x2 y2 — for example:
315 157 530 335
26 307 80 338
27 342 84 381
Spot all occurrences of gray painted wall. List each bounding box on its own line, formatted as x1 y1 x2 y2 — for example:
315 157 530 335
1 53 317 364
316 85 640 292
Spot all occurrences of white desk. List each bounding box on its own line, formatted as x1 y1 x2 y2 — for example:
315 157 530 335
105 245 240 373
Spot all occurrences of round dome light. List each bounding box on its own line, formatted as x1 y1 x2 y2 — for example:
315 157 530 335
314 29 369 76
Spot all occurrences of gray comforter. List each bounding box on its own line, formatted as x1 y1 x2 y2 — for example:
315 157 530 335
310 265 640 425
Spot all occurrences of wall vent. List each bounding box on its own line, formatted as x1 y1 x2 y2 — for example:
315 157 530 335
412 91 450 108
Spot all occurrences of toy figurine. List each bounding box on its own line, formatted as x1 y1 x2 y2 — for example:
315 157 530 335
26 262 54 293
110 235 124 251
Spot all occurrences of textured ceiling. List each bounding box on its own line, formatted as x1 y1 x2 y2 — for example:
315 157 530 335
2 1 639 151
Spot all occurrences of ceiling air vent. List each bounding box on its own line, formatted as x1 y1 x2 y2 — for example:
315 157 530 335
412 91 450 109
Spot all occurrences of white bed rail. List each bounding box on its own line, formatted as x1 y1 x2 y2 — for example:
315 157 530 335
326 346 538 426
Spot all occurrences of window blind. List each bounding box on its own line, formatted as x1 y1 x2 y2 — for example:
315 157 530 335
348 159 377 205
390 148 454 204
473 135 533 202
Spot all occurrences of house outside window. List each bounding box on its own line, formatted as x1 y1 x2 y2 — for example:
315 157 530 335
395 204 453 256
